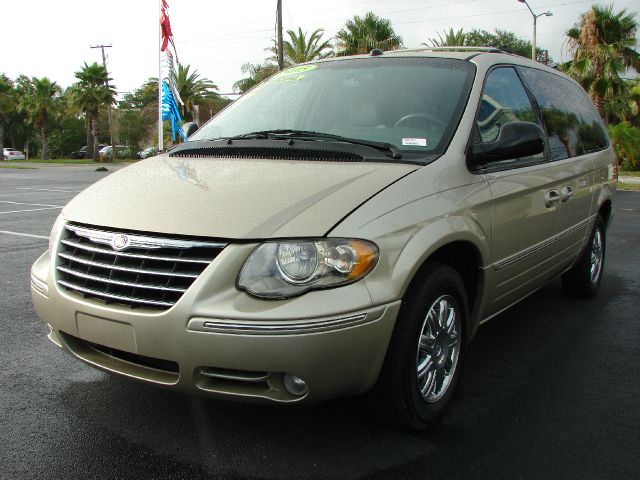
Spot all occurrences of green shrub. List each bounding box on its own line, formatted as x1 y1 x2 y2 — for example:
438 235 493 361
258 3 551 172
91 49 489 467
608 122 640 170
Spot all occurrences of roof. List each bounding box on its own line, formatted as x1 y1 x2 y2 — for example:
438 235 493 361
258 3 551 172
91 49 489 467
308 47 562 77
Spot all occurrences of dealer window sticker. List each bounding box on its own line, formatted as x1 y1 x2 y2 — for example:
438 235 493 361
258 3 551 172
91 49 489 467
402 138 428 147
271 64 318 83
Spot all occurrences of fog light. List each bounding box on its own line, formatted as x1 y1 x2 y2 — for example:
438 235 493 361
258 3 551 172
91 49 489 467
283 373 307 396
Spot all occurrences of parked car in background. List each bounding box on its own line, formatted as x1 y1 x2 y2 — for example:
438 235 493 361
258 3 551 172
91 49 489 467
98 145 129 161
32 48 616 430
71 145 107 159
2 148 26 160
137 146 158 159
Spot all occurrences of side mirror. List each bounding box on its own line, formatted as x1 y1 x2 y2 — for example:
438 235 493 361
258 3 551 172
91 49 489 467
182 122 199 138
471 121 545 165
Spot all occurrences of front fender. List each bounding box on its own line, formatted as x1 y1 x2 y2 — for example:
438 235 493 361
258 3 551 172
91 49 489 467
363 214 490 305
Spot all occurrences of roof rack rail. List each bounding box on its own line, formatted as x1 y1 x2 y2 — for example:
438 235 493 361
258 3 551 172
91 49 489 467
402 46 506 54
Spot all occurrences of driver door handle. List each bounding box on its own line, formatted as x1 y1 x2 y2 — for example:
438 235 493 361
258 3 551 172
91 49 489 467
545 190 560 208
560 186 574 202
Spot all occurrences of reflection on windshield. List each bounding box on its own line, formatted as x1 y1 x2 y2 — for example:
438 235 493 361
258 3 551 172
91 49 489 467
190 57 475 159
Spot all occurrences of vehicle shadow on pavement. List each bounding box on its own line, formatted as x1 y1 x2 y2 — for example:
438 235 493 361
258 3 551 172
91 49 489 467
56 275 634 480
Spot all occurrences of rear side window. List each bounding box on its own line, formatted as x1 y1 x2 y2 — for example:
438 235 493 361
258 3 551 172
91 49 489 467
518 67 608 160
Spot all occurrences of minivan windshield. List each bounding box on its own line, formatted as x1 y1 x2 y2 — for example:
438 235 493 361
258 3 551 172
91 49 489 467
190 57 475 161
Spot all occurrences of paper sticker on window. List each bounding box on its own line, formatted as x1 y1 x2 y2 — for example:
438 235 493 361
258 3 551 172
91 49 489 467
272 74 306 82
271 64 317 83
402 138 427 147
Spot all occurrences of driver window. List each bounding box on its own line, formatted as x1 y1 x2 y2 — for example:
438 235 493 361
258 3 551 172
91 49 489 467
477 68 537 143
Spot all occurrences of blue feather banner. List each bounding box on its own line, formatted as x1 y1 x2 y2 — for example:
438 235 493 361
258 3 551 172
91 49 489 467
161 80 186 142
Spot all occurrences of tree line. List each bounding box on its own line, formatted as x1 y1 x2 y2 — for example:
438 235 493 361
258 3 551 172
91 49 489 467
1 5 639 167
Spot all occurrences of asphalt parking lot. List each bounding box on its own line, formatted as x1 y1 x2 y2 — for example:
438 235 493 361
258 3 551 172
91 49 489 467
1 164 639 480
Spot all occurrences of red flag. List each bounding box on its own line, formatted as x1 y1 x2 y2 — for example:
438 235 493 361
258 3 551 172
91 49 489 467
160 0 178 61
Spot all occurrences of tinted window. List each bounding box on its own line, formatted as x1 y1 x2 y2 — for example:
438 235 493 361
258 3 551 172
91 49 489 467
518 67 608 160
477 67 537 144
191 58 475 161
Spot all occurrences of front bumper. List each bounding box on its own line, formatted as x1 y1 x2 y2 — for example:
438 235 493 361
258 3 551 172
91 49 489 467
31 248 400 403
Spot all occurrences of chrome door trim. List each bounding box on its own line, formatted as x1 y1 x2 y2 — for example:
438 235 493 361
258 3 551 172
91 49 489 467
493 217 592 271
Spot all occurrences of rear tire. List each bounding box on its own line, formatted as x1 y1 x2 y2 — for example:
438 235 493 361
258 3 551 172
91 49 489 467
373 262 467 430
561 215 606 298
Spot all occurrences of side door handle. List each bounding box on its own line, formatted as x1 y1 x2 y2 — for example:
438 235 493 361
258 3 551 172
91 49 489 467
560 186 574 202
544 190 560 208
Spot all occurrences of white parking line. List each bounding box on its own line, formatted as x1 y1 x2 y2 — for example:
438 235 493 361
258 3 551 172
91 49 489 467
16 187 80 193
0 201 64 208
0 230 49 240
0 207 62 215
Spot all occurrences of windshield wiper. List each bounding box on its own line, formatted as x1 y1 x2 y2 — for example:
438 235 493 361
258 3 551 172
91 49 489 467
222 130 402 159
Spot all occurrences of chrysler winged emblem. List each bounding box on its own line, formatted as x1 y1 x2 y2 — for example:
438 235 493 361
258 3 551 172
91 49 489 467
111 234 130 251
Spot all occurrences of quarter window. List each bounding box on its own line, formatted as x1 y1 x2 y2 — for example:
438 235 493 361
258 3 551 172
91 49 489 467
518 67 608 160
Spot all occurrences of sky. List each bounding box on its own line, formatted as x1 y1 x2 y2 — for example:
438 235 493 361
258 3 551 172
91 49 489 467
1 0 638 98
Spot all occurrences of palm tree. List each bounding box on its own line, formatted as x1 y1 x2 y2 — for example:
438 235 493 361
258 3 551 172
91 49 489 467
604 78 640 123
336 12 402 56
232 62 279 93
71 62 116 161
269 28 333 66
170 64 219 121
563 4 640 121
0 76 16 160
19 77 61 160
425 28 466 47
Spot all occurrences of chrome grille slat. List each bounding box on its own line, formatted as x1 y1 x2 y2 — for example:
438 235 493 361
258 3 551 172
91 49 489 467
65 223 226 250
57 266 189 293
57 280 175 307
60 239 212 264
58 252 199 278
56 223 226 310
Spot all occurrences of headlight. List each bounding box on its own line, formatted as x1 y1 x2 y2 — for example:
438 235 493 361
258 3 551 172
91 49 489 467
238 238 379 299
49 213 64 253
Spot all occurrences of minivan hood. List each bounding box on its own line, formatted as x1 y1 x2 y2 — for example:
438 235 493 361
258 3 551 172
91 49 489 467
63 155 417 238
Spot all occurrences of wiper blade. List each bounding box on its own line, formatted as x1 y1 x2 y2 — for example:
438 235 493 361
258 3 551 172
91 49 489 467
222 130 402 159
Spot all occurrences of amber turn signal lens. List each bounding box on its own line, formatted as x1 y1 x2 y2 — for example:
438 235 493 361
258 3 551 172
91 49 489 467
347 240 379 281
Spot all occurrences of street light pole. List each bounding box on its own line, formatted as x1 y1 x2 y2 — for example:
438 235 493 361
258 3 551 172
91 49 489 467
517 0 552 61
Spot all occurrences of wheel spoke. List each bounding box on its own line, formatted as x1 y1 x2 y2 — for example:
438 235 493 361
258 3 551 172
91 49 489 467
433 369 444 397
447 334 458 349
421 370 436 397
419 334 435 353
446 308 456 334
417 358 434 380
444 354 454 374
438 300 448 330
426 310 438 335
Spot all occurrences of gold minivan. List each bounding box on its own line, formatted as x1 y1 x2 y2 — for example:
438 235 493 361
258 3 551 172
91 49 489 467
31 48 616 429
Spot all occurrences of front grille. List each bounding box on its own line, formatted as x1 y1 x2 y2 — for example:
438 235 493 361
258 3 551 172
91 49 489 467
56 223 226 310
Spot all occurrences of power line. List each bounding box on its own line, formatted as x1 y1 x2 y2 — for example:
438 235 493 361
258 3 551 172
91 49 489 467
175 0 476 45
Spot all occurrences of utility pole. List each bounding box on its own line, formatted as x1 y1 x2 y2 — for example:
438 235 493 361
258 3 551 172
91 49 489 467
91 44 116 162
276 0 284 70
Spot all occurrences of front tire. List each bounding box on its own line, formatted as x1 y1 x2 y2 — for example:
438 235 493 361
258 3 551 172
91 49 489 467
562 215 606 298
374 263 467 430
